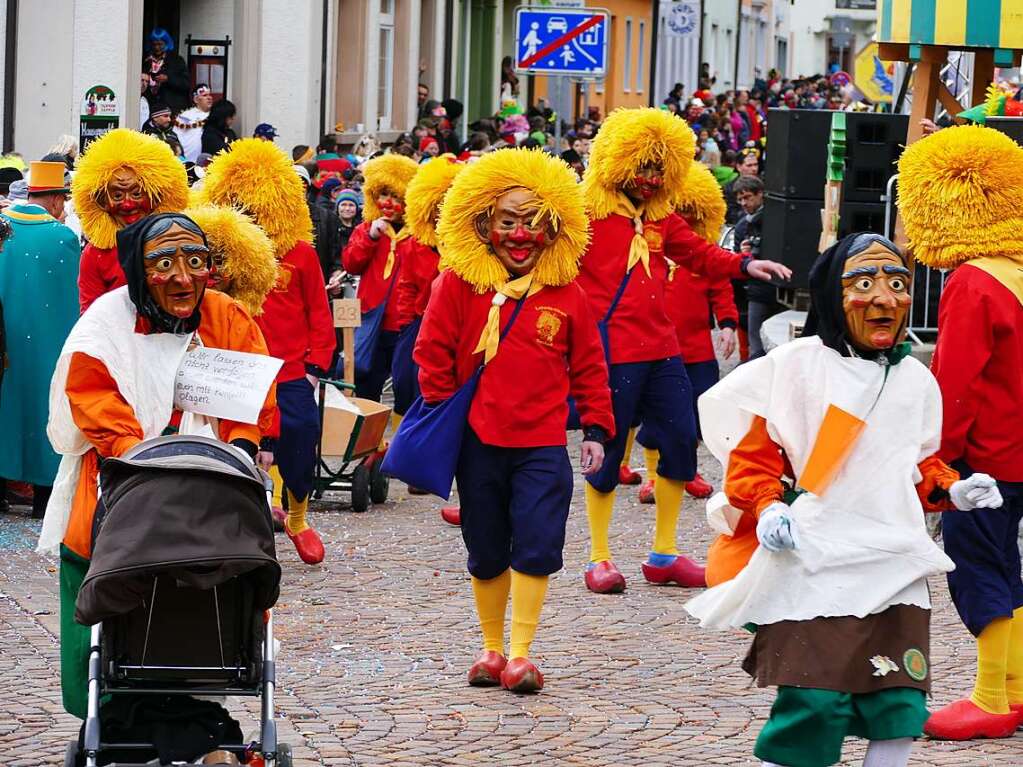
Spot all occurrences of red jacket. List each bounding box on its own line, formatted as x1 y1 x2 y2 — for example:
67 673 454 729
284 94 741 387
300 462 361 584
342 221 403 332
931 263 1023 481
575 212 744 365
395 236 440 327
79 243 126 314
666 267 739 364
256 241 336 383
415 270 615 448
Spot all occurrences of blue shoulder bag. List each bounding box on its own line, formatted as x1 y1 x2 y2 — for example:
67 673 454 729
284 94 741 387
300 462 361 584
381 294 528 499
353 269 398 380
567 267 633 429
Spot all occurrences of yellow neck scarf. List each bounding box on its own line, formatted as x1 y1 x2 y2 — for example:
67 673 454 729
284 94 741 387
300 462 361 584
614 193 651 278
969 255 1023 307
381 223 411 280
473 273 543 364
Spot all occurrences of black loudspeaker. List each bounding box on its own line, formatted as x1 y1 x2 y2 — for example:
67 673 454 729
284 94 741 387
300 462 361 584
764 110 833 198
764 110 908 203
761 194 886 287
842 113 908 202
986 116 1023 146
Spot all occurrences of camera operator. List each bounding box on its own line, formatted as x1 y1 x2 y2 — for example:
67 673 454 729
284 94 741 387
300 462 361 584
732 175 782 359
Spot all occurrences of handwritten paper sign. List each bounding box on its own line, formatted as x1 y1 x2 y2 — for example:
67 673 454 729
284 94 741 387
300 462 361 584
174 348 283 425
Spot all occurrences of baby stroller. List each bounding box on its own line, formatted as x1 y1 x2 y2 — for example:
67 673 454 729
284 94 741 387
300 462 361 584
65 435 289 767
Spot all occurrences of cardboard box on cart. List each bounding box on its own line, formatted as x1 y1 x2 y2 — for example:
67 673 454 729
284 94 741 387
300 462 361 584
320 387 390 461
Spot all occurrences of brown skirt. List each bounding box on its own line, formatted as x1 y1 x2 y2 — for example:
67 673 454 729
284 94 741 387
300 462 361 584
742 604 931 694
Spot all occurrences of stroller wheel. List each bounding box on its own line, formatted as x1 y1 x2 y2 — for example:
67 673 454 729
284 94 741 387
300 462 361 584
369 459 389 505
351 464 371 513
63 740 81 767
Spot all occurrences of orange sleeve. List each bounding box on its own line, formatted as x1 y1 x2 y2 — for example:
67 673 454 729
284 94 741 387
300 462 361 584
214 300 279 445
724 415 787 517
916 455 959 513
66 352 144 458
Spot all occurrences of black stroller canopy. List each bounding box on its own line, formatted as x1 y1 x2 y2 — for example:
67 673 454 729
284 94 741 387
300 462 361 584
76 435 282 626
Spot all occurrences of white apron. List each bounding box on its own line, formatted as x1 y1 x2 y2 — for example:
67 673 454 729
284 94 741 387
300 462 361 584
685 337 955 630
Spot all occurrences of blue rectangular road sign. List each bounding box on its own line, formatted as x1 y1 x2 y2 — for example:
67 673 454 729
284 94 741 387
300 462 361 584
514 6 609 77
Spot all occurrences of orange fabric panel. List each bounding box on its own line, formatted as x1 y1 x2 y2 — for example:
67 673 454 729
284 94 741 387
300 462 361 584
706 416 787 586
916 454 959 513
61 291 277 558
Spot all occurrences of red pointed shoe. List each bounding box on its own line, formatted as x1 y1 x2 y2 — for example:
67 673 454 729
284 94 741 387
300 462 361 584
467 650 507 686
642 555 706 588
638 480 655 504
618 464 642 485
441 506 461 526
685 473 714 499
584 560 626 594
924 699 1022 740
500 657 544 693
286 525 325 565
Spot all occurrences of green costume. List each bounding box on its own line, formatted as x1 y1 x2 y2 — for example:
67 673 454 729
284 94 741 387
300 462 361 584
0 202 80 485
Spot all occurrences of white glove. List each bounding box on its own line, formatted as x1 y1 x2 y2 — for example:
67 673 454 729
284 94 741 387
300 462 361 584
369 217 390 239
756 502 800 552
949 473 1003 511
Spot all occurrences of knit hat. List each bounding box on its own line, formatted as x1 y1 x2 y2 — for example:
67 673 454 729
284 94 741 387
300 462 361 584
336 189 360 209
529 130 547 145
293 164 311 185
419 136 439 153
320 176 343 195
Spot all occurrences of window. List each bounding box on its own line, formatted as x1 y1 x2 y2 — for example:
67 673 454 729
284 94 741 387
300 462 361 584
378 1 395 131
623 17 632 92
636 20 645 93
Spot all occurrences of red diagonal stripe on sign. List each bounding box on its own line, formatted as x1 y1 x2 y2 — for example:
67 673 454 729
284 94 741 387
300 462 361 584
518 14 603 69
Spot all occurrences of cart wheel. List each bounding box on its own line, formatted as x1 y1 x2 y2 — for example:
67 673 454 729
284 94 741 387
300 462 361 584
351 464 371 513
369 460 389 504
63 740 80 767
276 742 294 767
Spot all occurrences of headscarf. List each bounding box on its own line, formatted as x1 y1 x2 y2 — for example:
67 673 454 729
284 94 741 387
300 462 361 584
116 213 208 335
802 232 908 362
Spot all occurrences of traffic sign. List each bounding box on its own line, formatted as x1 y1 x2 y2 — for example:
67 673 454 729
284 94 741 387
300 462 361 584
514 6 609 77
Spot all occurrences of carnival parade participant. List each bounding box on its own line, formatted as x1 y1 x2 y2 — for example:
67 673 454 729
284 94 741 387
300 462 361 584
0 163 80 518
184 205 279 318
627 162 737 504
576 107 790 594
685 232 1002 767
342 153 419 404
198 139 335 565
38 212 277 719
73 129 190 312
415 148 614 691
898 125 1023 740
174 84 214 163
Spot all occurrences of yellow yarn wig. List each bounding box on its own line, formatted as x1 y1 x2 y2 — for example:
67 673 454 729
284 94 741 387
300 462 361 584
361 153 420 221
196 138 312 257
581 107 695 221
897 125 1023 268
72 128 189 249
436 148 589 292
676 163 726 244
405 158 463 247
185 205 278 317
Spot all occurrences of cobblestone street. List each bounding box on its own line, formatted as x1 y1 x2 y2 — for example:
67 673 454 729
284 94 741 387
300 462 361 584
1 442 1021 766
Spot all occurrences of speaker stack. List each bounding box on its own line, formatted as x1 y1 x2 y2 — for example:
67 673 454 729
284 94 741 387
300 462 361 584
760 109 909 287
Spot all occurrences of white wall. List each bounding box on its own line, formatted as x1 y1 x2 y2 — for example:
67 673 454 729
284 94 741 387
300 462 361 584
14 0 75 162
0 0 7 150
256 0 323 152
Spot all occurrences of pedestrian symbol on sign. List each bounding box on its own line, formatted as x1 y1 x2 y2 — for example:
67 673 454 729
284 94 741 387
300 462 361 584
522 22 542 59
560 46 575 66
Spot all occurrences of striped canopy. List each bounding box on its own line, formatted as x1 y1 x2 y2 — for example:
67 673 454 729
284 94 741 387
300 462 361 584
878 0 1023 49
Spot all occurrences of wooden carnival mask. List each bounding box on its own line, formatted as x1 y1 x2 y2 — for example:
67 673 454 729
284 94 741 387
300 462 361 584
841 241 912 353
143 221 211 319
474 187 558 277
96 167 155 228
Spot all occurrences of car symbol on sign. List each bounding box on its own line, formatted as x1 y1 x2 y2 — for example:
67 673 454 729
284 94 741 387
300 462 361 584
547 17 568 34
